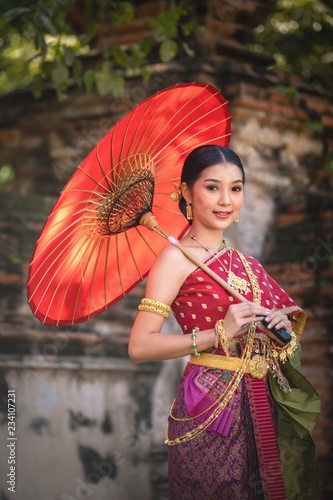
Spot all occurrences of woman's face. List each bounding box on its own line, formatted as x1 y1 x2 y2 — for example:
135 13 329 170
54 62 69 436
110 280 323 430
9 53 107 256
182 162 244 230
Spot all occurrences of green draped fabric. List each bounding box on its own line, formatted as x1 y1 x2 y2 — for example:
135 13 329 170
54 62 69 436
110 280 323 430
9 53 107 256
269 342 320 500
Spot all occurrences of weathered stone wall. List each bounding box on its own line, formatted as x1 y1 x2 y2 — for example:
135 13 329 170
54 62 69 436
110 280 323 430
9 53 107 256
1 0 333 498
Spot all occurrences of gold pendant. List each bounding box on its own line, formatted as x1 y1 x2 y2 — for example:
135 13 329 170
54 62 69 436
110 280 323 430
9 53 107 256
227 271 250 295
248 355 269 379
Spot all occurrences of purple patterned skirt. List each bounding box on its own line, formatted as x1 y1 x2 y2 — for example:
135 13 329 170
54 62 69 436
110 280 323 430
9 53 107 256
167 364 268 499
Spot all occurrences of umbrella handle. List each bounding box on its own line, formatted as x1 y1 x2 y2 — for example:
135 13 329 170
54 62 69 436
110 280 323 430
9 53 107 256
167 235 246 303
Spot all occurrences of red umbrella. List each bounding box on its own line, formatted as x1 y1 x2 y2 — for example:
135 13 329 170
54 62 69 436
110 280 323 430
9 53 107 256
27 82 231 326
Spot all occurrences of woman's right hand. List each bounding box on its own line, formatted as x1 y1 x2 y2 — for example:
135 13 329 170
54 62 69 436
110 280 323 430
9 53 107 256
222 302 270 340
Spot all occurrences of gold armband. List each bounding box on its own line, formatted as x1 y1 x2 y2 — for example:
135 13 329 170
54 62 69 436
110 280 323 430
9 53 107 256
215 319 230 357
138 298 171 318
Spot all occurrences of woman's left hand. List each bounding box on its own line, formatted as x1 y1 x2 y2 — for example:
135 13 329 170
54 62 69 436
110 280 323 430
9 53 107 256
261 310 292 335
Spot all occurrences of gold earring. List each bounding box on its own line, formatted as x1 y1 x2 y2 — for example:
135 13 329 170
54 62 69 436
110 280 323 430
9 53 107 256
186 203 193 220
234 215 240 223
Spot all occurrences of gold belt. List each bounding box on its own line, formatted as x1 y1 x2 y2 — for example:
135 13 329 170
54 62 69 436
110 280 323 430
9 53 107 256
189 352 269 379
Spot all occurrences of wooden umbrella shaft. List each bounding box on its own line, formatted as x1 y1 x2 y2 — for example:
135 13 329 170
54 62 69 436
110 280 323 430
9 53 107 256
167 235 246 303
139 212 246 303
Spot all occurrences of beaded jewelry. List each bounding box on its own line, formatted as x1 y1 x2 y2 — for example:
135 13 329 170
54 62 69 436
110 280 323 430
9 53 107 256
191 327 200 358
138 298 171 318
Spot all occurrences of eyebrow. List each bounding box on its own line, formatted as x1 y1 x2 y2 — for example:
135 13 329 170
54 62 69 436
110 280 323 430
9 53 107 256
203 178 244 184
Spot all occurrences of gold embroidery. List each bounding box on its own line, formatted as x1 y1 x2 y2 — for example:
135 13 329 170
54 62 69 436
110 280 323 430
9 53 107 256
202 304 207 309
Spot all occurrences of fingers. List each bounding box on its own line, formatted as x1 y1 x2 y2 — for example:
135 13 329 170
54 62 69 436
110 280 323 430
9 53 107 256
224 303 270 337
264 312 292 333
223 304 292 342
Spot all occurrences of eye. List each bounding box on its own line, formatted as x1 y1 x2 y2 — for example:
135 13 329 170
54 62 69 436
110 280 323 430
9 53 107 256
232 185 243 192
206 185 218 191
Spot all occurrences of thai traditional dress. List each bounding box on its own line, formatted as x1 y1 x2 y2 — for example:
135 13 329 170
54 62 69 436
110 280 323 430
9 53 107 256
167 245 320 500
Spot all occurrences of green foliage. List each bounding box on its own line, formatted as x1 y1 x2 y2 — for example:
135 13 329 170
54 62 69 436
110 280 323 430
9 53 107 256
251 0 333 92
1 0 331 99
0 164 14 190
0 0 196 99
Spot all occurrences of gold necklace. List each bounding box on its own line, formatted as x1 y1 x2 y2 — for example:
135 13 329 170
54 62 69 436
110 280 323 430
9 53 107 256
190 235 250 296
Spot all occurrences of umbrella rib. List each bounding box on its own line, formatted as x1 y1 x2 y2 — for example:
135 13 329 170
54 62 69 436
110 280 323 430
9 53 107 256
96 141 114 191
28 216 85 270
52 235 96 325
77 164 113 192
152 101 230 169
135 85 206 158
118 96 143 163
154 130 232 179
42 234 96 325
154 128 232 176
31 230 90 315
124 230 144 281
47 195 105 220
132 91 170 157
47 197 103 223
152 203 185 216
71 237 101 324
103 236 111 310
115 234 124 296
109 124 116 185
30 193 108 266
142 84 217 158
122 91 160 160
65 188 109 199
133 226 159 257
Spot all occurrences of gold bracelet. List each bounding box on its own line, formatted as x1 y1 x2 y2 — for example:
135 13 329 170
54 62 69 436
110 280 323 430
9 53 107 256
138 298 171 318
191 327 200 358
215 319 230 357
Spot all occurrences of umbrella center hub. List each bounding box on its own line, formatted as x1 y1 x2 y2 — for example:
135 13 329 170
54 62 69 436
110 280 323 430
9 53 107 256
95 153 155 235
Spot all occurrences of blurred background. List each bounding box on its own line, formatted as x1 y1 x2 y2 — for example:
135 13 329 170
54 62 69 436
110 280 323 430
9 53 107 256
0 1 332 499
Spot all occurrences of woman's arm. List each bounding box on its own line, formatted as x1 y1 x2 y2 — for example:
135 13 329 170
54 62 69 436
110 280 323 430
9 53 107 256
128 245 216 364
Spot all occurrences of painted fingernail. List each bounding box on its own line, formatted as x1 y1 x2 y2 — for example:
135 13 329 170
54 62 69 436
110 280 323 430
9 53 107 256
267 323 272 329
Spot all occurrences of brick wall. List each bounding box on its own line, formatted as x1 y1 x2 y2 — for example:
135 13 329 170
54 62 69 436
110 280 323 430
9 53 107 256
1 0 333 497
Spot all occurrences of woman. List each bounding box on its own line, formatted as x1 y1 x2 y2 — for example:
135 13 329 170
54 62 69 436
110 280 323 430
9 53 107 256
128 145 319 499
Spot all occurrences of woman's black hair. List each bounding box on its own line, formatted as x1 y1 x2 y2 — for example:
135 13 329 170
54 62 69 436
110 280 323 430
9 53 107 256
179 145 245 220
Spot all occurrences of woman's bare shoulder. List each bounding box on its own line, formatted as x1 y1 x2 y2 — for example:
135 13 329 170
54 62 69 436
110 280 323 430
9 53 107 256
145 244 197 298
154 244 196 273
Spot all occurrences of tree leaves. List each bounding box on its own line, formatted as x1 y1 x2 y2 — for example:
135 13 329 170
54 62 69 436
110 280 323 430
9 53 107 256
159 40 178 63
0 0 195 99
